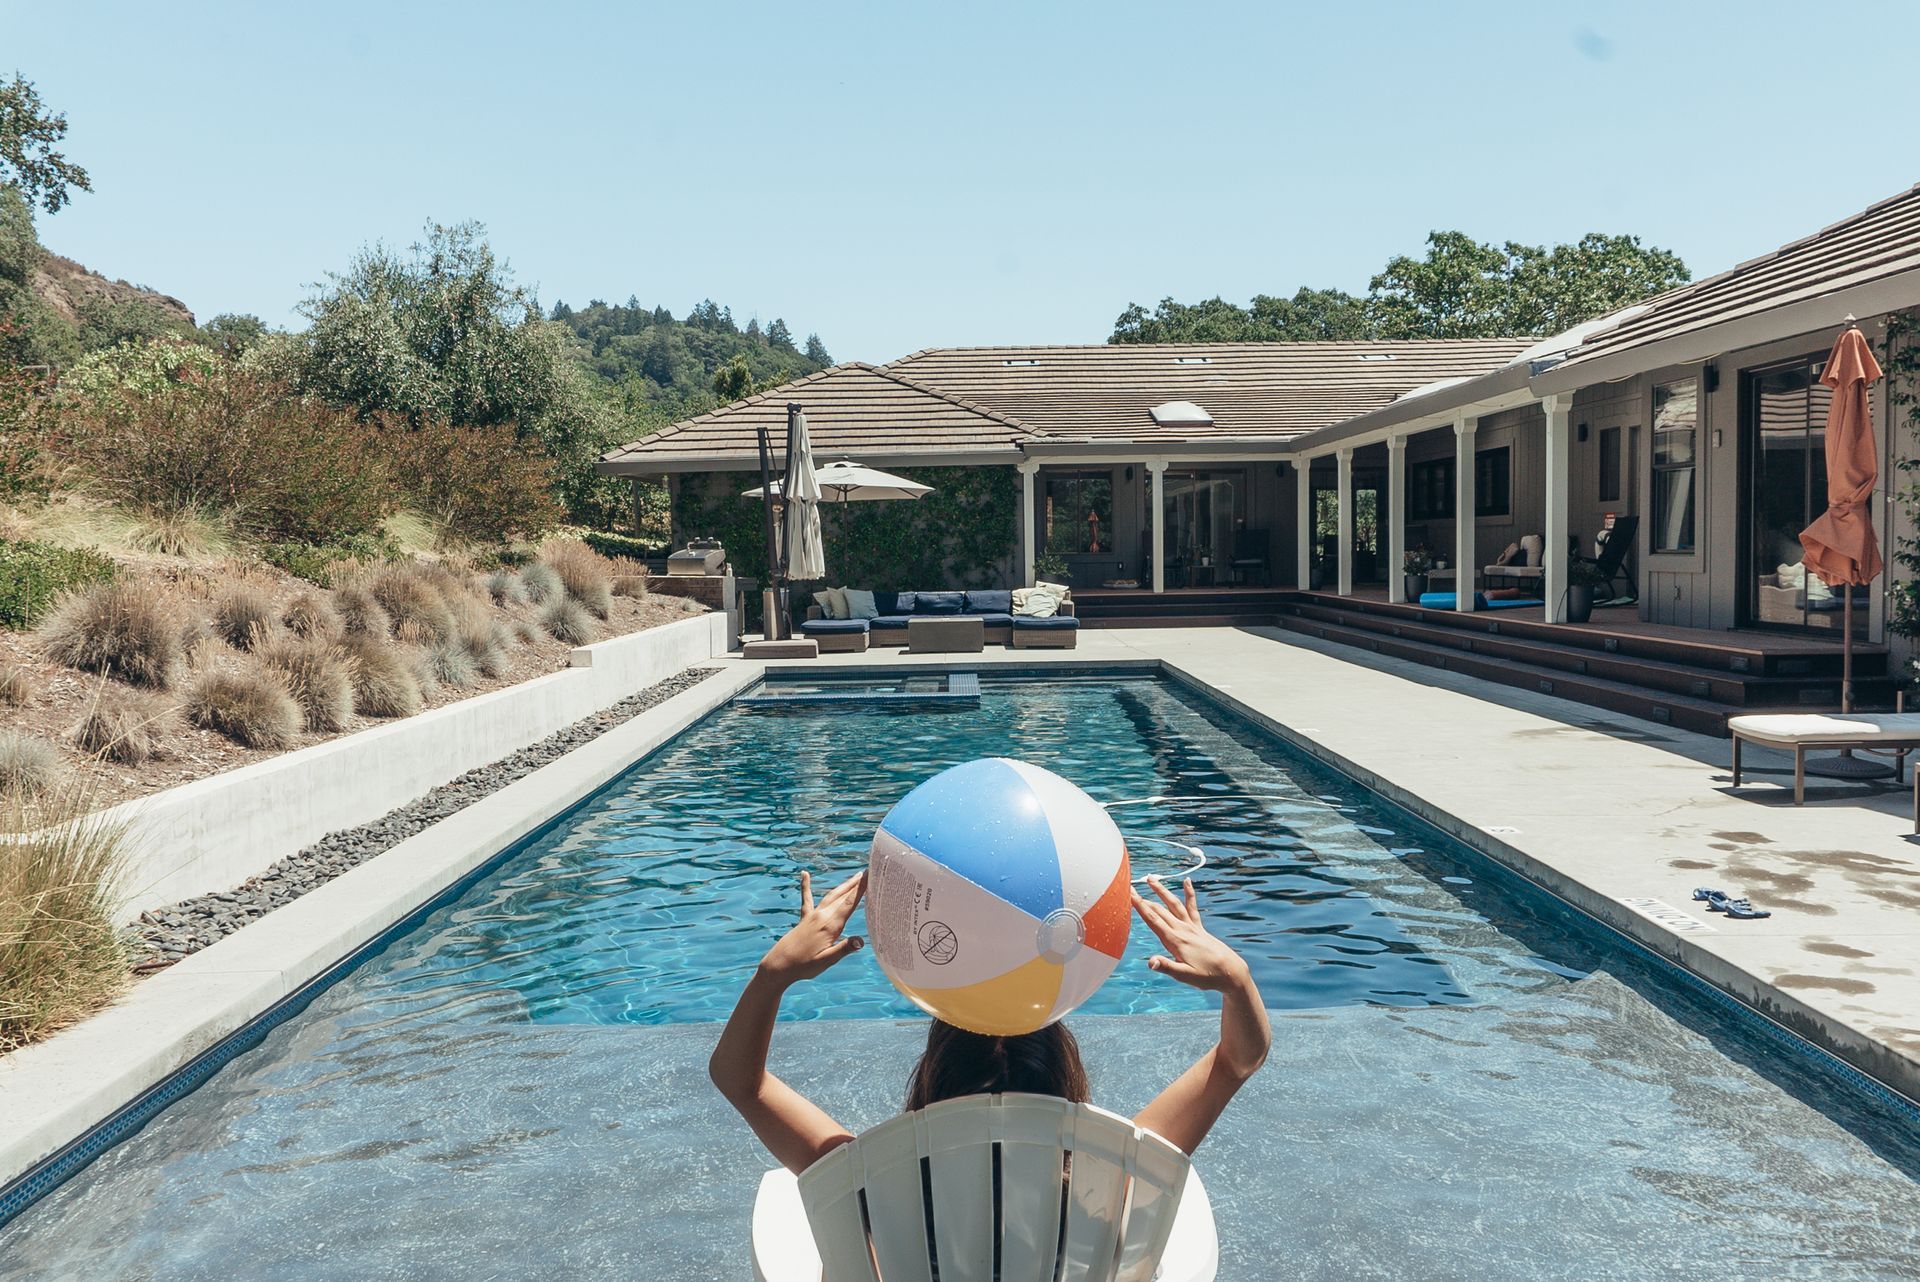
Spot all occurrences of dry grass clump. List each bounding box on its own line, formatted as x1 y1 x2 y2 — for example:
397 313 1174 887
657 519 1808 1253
605 555 650 599
343 635 422 718
283 591 343 640
370 564 455 642
184 665 302 749
213 583 279 651
512 619 540 646
334 583 390 638
126 505 234 560
395 617 436 648
519 560 562 605
1 786 130 1052
541 542 613 619
541 597 597 646
487 568 526 605
38 580 182 688
0 732 61 796
0 665 32 707
258 637 356 733
427 639 478 689
70 687 164 764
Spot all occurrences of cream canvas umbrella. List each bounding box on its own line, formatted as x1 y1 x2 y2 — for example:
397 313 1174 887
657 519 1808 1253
782 410 826 583
743 460 934 504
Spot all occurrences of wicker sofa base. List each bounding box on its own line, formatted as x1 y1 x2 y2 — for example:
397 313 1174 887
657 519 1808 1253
1011 629 1078 649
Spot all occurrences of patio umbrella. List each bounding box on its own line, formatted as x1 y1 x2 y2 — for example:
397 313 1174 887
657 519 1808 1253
742 460 934 503
1800 322 1887 777
782 410 827 583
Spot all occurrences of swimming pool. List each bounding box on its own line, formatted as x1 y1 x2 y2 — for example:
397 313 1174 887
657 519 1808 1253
3 674 1918 1279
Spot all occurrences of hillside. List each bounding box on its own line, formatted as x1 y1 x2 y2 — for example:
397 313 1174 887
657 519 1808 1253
32 251 194 330
551 296 831 408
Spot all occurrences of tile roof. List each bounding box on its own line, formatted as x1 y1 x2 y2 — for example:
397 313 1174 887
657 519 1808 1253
1551 182 1920 375
598 363 1033 471
883 341 1534 443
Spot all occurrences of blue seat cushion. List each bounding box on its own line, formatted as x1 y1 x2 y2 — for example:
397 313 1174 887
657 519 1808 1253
915 590 965 615
971 613 1014 628
869 615 913 630
800 619 868 635
878 591 912 614
965 589 1013 614
1012 615 1079 630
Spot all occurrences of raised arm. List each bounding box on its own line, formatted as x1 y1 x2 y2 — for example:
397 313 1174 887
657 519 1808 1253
709 869 867 1173
1130 876 1271 1156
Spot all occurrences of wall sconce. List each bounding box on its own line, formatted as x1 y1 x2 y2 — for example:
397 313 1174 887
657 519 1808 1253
1703 363 1720 394
1123 465 1134 482
1577 422 1589 443
1274 462 1288 477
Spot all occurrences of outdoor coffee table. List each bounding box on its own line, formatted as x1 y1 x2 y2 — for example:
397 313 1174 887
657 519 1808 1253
908 615 984 653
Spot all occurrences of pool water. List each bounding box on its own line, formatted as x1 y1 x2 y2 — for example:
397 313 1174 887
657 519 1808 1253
4 676 1919 1280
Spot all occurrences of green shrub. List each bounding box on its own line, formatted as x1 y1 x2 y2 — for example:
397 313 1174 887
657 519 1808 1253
184 665 301 748
427 639 477 688
260 533 395 586
379 415 562 543
519 561 562 605
540 597 597 645
38 580 181 687
581 530 664 560
0 541 118 630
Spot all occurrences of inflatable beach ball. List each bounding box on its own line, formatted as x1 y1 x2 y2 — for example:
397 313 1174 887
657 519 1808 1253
867 758 1130 1035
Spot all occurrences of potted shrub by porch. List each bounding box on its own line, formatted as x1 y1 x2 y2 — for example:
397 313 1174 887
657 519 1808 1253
1565 559 1606 623
1402 548 1433 601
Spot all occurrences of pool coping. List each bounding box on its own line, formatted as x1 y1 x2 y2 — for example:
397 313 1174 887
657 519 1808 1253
0 663 761 1215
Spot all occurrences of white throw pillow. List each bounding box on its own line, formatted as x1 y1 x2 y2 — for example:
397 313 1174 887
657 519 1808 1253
1013 587 1060 619
843 588 878 620
1035 580 1072 600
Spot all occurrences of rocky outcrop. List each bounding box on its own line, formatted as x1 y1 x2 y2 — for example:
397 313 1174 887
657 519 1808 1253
30 251 194 326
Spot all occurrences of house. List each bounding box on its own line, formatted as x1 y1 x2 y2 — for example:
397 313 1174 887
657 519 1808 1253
601 181 1920 664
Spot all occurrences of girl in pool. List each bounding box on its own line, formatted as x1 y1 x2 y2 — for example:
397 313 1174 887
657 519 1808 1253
711 870 1271 1171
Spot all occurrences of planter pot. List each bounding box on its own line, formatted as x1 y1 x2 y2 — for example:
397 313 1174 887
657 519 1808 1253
1404 573 1428 600
1566 584 1595 623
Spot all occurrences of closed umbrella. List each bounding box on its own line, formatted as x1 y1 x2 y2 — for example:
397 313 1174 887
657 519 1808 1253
783 410 827 583
1800 322 1887 777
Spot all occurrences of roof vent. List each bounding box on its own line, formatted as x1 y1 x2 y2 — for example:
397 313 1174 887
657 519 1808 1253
1002 358 1043 367
1150 400 1213 428
1356 353 1397 361
1172 356 1213 365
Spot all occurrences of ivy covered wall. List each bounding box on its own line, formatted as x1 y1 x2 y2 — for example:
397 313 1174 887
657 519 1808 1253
670 464 1020 595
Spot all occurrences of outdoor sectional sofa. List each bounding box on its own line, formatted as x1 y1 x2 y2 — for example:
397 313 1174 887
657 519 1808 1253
801 589 1078 652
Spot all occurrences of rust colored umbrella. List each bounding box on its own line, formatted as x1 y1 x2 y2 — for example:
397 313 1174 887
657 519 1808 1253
1799 323 1883 717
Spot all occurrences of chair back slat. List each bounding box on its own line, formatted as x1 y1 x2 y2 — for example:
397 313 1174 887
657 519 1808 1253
798 1094 1191 1282
856 1113 937 1282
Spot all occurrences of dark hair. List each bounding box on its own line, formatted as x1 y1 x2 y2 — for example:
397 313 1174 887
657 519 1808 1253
905 1019 1090 1111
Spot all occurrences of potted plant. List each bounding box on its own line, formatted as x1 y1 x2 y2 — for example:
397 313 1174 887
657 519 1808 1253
1402 548 1433 601
1566 559 1606 623
1033 551 1069 585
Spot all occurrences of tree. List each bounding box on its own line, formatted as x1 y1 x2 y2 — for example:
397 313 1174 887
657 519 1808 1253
804 333 832 365
766 318 795 351
744 316 762 344
1111 231 1690 343
550 299 573 322
201 312 269 357
712 353 755 401
0 75 90 215
0 182 75 365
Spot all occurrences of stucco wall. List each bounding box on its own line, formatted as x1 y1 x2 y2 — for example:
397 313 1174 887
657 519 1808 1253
106 613 732 920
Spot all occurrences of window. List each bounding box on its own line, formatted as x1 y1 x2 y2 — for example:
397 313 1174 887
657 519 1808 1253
1042 472 1112 555
1408 458 1454 520
1598 426 1622 503
1651 379 1697 552
1474 446 1511 518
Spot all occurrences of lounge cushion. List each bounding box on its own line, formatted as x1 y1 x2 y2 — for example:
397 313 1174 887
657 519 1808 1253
970 613 1014 628
843 588 878 620
1728 713 1920 746
812 588 848 620
1012 615 1079 630
869 615 913 630
874 590 905 615
966 589 1013 614
801 619 868 635
915 591 965 615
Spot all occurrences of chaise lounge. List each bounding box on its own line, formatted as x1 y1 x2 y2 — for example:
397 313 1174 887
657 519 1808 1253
1727 711 1920 830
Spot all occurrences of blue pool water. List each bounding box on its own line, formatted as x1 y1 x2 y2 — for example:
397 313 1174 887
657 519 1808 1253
4 675 1920 1280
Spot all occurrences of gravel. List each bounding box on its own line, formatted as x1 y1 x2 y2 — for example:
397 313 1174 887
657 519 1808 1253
128 667 721 972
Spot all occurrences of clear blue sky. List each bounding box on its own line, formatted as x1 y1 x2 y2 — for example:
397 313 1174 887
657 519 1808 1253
11 1 1920 363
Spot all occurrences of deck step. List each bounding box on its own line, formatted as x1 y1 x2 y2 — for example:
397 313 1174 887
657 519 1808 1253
1079 612 1281 630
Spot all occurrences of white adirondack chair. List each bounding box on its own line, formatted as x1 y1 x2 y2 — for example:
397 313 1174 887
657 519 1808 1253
750 1093 1219 1282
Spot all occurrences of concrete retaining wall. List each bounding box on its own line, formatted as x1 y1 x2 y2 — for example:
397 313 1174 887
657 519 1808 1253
109 613 731 919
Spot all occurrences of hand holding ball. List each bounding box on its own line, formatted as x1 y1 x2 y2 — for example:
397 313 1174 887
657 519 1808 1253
866 759 1131 1035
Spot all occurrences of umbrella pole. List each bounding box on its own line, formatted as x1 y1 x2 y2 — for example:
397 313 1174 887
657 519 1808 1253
1843 589 1854 714
1807 581 1892 778
755 422 781 641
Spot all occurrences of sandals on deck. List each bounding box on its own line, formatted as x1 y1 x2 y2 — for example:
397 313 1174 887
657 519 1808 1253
1692 887 1772 919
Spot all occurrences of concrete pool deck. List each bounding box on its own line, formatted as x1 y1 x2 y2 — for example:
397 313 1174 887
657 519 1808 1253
730 627 1920 1101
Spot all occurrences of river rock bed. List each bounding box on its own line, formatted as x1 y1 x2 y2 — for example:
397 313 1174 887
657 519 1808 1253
128 666 721 971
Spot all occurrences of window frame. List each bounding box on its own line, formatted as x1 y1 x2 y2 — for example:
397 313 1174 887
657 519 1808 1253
1597 426 1622 504
1407 457 1455 521
1473 445 1511 519
1650 377 1699 555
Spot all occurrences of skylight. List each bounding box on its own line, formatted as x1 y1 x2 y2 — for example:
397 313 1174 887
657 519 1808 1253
1356 353 1397 361
1002 358 1042 367
1150 400 1213 428
1172 356 1212 365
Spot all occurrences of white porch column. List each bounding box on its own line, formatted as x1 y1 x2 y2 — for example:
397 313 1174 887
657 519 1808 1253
1017 460 1038 586
1454 415 1478 612
1147 459 1168 594
1386 433 1408 604
1541 394 1572 622
1336 447 1355 597
1295 456 1313 590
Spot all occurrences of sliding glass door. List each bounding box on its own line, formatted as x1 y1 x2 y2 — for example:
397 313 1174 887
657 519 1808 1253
1746 357 1863 636
1159 470 1242 587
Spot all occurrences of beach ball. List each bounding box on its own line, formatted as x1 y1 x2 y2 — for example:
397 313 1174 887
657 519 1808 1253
867 758 1131 1035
